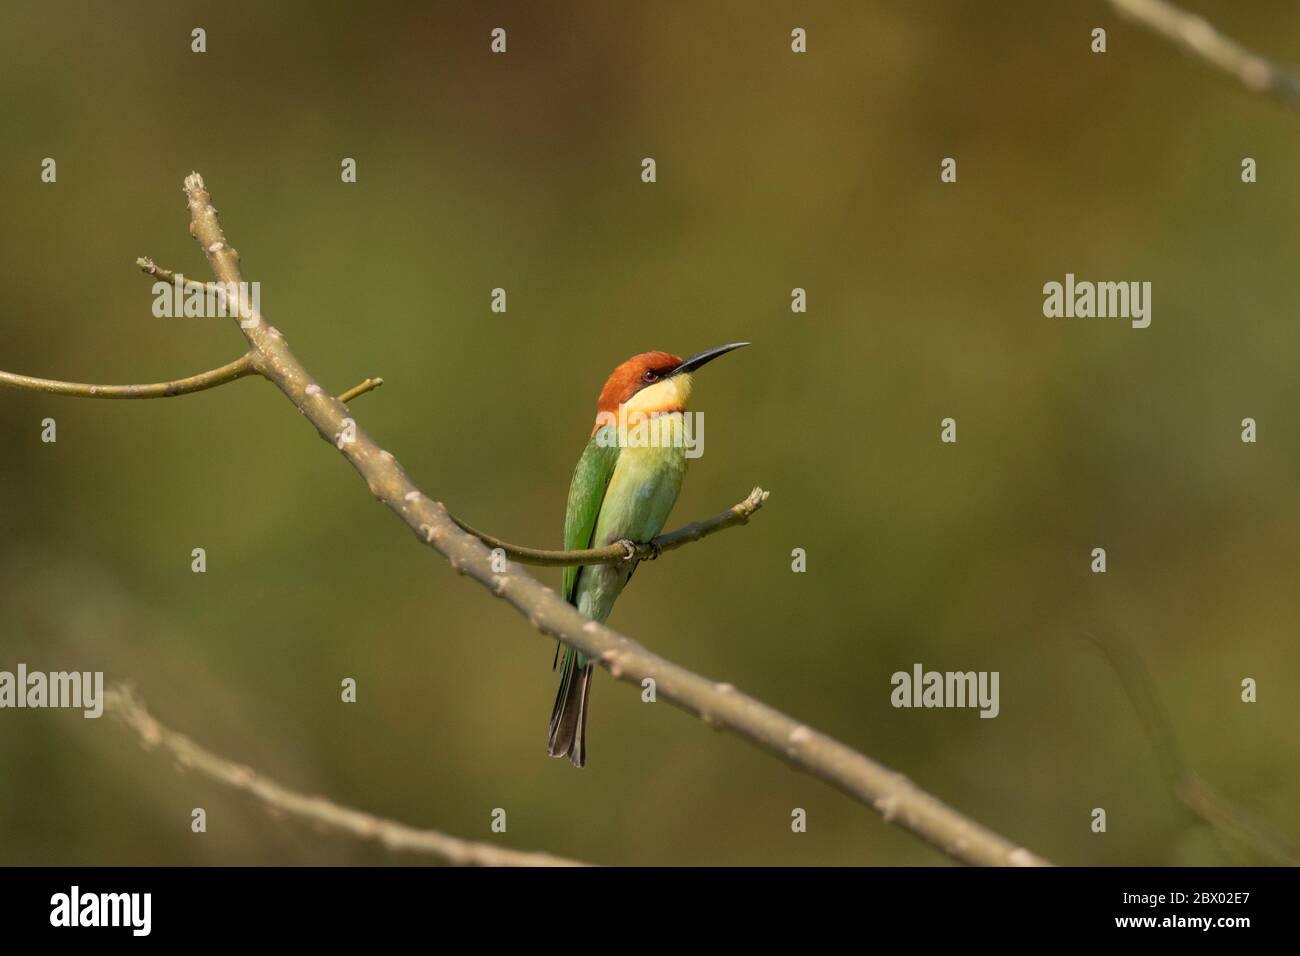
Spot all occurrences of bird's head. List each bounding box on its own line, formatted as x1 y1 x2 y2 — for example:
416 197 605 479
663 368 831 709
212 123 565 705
592 343 748 435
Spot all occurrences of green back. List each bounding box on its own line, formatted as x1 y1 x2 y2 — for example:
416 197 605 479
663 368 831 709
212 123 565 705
562 426 621 604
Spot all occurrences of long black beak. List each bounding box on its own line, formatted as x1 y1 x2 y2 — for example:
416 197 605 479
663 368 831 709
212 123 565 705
670 342 750 377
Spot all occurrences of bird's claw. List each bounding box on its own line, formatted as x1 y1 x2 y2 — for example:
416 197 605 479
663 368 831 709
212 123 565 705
616 539 660 561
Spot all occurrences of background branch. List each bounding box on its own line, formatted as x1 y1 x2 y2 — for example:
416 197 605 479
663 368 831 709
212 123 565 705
1081 630 1300 865
169 172 1048 866
0 352 254 399
106 686 589 866
1109 0 1300 110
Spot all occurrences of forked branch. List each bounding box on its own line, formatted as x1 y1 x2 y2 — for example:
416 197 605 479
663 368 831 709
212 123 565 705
0 173 1048 866
158 172 1044 866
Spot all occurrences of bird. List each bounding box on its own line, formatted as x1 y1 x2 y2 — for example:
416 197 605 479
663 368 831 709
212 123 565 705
548 342 749 767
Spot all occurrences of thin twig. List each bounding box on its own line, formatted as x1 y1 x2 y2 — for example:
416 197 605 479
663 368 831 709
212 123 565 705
106 686 590 866
136 256 229 294
168 172 1047 866
339 376 384 404
1109 0 1300 110
0 352 255 399
1081 630 1300 865
455 486 770 567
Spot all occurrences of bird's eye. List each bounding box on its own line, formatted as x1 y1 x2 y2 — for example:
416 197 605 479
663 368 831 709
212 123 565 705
642 369 658 383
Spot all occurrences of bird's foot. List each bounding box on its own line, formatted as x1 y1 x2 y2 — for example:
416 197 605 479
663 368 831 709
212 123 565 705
616 539 660 561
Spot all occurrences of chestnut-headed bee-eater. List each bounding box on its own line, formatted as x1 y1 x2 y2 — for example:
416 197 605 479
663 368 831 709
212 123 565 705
548 343 749 766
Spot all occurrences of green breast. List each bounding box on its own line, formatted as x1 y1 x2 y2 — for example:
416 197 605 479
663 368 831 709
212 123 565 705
591 440 687 548
570 417 688 626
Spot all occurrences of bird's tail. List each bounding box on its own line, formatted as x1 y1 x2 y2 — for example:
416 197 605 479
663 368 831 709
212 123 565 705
547 647 593 768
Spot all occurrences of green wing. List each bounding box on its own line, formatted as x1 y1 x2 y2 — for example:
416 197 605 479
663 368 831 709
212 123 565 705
562 425 621 605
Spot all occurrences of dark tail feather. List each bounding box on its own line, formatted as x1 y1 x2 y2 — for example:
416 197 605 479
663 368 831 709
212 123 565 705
547 651 593 768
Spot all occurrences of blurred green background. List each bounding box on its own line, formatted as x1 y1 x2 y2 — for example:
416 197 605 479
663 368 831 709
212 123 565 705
1 0 1297 866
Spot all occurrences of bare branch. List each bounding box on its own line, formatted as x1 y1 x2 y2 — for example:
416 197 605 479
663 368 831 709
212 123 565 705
171 171 1048 866
1110 0 1300 110
106 686 589 866
339 376 384 404
137 259 384 408
0 352 255 399
136 259 762 567
454 486 770 567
